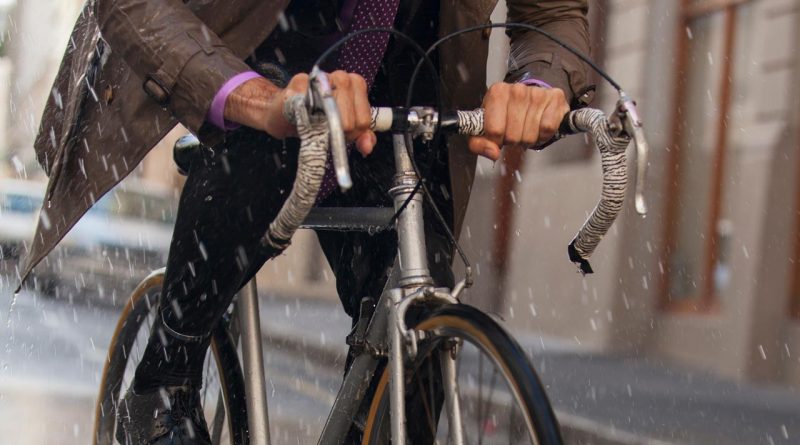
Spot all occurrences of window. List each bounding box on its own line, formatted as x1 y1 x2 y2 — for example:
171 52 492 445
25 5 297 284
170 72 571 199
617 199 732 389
661 1 743 311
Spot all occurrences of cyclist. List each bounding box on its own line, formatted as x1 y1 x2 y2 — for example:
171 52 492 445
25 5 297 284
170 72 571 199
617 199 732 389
22 0 593 443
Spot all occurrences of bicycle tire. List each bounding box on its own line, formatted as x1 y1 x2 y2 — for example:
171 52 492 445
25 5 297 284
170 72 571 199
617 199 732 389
362 304 563 445
92 270 249 445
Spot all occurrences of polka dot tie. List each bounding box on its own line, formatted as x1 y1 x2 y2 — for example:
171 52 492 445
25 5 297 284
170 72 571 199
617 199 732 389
338 0 401 89
317 0 401 201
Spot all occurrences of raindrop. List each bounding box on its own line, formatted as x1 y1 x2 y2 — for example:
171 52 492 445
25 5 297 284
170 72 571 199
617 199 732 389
277 12 289 31
158 388 172 410
456 63 469 82
40 209 52 230
184 419 196 438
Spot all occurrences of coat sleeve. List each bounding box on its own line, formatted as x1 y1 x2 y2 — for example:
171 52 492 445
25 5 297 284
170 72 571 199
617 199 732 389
505 0 592 106
94 0 255 132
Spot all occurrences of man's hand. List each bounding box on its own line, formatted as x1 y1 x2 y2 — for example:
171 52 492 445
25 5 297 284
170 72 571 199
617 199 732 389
468 83 570 161
224 71 377 156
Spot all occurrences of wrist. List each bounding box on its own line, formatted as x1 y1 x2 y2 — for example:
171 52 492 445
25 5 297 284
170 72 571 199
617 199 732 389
224 76 281 131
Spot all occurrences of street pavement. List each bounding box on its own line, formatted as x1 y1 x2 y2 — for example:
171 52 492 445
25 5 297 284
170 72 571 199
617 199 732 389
257 294 800 445
1 282 800 445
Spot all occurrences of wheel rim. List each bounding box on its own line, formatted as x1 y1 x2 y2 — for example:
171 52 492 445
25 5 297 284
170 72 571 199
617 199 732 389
362 312 550 445
93 270 238 445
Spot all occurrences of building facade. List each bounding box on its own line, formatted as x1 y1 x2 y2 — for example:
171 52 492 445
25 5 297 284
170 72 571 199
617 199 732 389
483 0 800 387
9 0 800 387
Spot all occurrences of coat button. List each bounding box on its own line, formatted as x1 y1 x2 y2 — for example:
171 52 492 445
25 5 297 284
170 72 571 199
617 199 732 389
103 85 114 105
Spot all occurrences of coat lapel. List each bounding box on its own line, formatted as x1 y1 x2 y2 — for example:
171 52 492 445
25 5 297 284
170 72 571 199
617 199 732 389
439 0 498 236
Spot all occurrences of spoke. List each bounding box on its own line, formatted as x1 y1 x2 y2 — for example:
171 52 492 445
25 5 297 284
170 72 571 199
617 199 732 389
477 350 484 445
418 357 437 439
479 366 499 444
453 349 471 445
508 401 517 444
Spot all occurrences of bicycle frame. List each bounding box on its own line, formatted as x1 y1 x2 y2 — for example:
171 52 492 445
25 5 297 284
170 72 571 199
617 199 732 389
234 124 466 445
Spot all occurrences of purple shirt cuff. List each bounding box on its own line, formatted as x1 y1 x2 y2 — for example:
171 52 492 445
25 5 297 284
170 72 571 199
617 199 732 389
519 78 553 89
207 71 264 130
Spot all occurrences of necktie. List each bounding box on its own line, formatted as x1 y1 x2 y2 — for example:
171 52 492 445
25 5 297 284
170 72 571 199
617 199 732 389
338 0 401 89
317 0 401 200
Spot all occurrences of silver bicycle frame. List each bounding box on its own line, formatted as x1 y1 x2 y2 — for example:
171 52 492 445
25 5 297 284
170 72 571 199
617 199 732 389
237 279 272 445
236 121 466 445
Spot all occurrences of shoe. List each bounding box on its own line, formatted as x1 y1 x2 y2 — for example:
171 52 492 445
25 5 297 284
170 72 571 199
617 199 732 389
115 384 211 445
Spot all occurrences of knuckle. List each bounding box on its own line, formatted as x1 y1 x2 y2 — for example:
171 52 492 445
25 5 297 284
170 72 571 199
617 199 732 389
511 83 528 99
488 82 508 97
356 115 370 131
288 73 309 90
331 70 350 85
340 112 353 129
541 119 558 135
485 124 503 139
538 129 555 142
505 128 521 144
529 86 546 100
521 131 537 145
350 74 367 89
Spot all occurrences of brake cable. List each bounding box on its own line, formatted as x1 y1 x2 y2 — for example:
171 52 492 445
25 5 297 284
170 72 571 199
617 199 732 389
310 21 626 289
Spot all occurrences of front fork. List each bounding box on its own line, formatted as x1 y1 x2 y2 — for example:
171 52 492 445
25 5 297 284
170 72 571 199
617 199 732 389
387 286 465 445
387 129 466 444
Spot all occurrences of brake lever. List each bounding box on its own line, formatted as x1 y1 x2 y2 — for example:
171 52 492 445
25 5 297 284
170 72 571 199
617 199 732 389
309 67 353 191
615 93 648 216
544 92 649 217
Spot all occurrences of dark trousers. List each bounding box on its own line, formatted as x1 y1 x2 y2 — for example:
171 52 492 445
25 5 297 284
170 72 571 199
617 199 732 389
132 126 453 443
158 126 455 358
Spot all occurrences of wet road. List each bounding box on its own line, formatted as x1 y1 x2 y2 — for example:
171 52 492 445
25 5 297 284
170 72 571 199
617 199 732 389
4 281 800 445
0 287 345 445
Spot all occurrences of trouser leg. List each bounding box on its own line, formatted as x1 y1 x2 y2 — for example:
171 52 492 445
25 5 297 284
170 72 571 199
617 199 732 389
315 132 455 322
315 134 455 444
134 128 296 391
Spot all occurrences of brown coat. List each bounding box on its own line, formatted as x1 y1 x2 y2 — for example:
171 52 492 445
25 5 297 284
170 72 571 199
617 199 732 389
20 0 591 284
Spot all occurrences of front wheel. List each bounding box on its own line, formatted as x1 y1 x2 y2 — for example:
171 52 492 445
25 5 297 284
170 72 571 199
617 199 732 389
362 304 563 444
93 269 249 445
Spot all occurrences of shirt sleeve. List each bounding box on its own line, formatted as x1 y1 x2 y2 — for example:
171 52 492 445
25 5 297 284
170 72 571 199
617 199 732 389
94 0 257 132
207 71 264 130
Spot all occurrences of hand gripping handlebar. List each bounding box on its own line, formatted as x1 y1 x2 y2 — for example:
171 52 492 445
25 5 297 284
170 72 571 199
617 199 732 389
264 94 648 275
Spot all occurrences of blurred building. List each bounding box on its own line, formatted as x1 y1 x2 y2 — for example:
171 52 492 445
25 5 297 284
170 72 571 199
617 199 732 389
2 0 182 189
467 0 800 388
7 0 800 387
279 0 800 388
4 0 84 176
